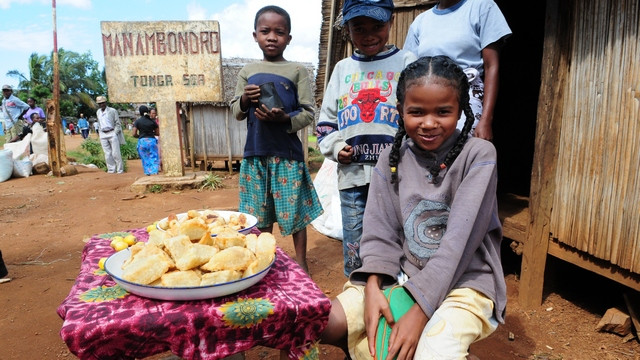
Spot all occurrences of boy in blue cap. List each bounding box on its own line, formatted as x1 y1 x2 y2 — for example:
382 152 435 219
316 0 417 277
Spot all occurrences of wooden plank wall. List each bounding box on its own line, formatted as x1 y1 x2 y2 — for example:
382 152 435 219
191 105 246 161
550 0 640 274
188 105 310 167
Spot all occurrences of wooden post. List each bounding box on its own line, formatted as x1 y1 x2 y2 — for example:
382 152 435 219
45 100 66 176
188 104 195 173
519 0 570 308
156 101 184 177
224 108 233 174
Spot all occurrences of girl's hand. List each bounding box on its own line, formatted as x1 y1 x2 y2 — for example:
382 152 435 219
363 276 393 357
384 304 428 360
337 145 353 164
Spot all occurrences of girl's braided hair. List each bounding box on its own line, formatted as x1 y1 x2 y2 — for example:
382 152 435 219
389 55 475 183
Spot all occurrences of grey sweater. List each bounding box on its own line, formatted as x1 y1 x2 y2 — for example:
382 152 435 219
350 135 506 323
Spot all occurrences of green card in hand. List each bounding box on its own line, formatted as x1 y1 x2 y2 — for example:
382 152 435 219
375 286 416 360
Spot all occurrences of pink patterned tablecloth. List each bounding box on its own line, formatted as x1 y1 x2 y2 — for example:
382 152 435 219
57 228 331 360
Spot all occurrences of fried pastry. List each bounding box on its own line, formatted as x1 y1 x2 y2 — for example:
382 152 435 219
121 243 173 285
174 243 218 271
200 246 255 272
197 231 215 246
161 270 201 287
255 232 277 270
214 229 246 249
179 218 208 241
244 233 258 254
200 270 243 285
163 235 192 261
147 229 167 248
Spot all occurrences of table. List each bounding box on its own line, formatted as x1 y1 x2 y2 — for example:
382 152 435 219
57 227 332 360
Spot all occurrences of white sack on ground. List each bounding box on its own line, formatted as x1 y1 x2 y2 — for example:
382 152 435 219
311 158 344 241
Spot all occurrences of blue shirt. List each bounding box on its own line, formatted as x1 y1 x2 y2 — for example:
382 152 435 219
1 94 29 130
77 118 89 130
230 61 315 162
404 0 511 75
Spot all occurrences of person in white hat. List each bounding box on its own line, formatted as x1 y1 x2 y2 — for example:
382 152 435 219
95 95 124 173
1 85 29 143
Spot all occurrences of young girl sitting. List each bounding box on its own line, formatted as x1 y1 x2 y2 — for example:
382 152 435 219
320 55 506 360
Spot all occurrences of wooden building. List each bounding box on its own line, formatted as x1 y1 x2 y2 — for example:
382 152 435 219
316 0 640 308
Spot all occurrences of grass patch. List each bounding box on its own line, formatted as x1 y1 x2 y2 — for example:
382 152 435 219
199 172 224 191
308 146 324 163
73 135 139 171
147 184 164 193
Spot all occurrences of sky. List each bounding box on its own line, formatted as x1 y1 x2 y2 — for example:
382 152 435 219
0 0 323 89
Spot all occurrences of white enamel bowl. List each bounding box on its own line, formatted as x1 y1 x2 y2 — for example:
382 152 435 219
104 248 275 301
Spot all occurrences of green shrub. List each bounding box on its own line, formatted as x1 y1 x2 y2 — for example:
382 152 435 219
199 172 224 191
308 146 324 163
81 138 103 156
120 135 139 160
147 184 164 193
78 137 131 171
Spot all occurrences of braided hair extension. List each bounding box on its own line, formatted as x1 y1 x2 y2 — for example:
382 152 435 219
389 56 475 183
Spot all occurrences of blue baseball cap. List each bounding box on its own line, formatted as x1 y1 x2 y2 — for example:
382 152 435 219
342 0 394 24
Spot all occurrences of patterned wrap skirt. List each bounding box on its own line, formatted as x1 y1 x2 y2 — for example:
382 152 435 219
239 156 323 236
136 137 159 175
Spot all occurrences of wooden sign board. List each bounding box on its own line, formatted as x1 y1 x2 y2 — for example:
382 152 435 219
101 21 224 102
101 21 224 176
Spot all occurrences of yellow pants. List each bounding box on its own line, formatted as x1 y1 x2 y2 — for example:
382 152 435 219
336 282 498 360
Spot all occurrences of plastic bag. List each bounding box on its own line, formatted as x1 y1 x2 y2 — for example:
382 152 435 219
0 149 13 182
310 158 344 240
29 153 48 166
12 159 33 178
258 82 284 110
3 133 31 160
375 286 416 360
30 122 48 157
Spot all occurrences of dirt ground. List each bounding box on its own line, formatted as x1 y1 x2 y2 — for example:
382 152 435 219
1 135 640 360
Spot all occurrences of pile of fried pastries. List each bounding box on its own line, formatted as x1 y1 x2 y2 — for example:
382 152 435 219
157 209 251 236
120 212 275 288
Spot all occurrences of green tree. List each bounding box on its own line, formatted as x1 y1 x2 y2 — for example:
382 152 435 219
6 49 110 118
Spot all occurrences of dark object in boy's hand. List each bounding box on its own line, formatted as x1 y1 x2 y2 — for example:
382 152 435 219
258 82 284 110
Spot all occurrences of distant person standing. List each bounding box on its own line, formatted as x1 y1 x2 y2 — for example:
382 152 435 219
24 97 45 125
93 120 99 134
1 85 29 143
77 113 89 139
149 108 163 172
68 122 75 136
96 95 124 174
132 105 160 175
